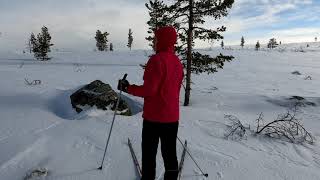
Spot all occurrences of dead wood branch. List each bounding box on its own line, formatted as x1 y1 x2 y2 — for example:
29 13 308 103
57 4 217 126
255 109 313 144
25 78 41 86
225 115 246 140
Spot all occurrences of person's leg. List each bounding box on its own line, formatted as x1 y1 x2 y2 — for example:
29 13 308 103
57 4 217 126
141 120 160 180
160 122 179 180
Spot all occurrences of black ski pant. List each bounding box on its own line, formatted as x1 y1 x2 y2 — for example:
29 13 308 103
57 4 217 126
141 120 179 180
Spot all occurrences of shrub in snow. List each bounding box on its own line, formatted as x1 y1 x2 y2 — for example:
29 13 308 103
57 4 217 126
293 47 305 53
255 109 314 144
304 76 312 80
224 115 247 140
291 71 302 75
24 78 41 86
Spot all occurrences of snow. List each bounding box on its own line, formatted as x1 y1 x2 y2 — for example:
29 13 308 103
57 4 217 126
0 43 320 180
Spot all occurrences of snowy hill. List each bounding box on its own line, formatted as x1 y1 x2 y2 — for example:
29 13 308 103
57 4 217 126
1 43 320 180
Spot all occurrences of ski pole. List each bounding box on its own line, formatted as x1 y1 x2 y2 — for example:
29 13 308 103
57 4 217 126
177 137 208 178
98 74 128 170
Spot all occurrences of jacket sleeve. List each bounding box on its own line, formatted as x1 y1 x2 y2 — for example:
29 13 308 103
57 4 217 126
127 56 163 98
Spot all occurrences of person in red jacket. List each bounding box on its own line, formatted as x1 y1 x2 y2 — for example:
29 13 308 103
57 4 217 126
118 26 184 180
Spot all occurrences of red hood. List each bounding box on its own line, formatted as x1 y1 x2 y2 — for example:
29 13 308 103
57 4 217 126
155 26 177 53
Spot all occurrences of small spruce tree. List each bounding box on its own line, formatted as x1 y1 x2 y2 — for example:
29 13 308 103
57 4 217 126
95 30 109 51
240 36 245 48
221 41 224 49
145 0 176 49
110 43 114 51
28 33 36 53
267 38 278 49
255 41 260 51
127 29 133 50
30 26 53 61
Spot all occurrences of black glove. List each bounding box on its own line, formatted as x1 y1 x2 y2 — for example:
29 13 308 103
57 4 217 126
117 79 129 92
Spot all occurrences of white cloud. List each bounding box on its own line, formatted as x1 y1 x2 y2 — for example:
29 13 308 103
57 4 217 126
0 0 149 51
0 0 319 51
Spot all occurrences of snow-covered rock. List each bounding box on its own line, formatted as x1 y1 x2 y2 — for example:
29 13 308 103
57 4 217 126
70 80 131 115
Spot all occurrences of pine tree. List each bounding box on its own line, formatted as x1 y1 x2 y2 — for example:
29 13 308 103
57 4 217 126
267 38 278 49
146 0 234 106
30 26 53 60
95 30 109 51
127 29 133 50
221 41 224 49
28 33 36 53
240 36 245 48
145 0 177 49
110 43 114 51
255 41 260 51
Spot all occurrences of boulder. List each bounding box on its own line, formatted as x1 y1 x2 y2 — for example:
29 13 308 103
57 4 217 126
70 80 131 116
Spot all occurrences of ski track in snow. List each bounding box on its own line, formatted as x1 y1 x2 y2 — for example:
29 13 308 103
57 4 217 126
0 121 62 143
0 137 48 176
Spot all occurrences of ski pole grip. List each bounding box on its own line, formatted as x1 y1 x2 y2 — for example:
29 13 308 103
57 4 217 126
122 74 128 80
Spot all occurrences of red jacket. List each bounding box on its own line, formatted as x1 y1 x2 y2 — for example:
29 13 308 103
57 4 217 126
127 26 184 123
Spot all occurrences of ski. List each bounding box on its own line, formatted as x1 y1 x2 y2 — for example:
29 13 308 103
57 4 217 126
128 138 142 178
178 140 187 180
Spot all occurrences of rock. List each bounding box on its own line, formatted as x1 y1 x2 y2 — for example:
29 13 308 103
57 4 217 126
24 168 48 180
70 80 131 116
290 96 305 101
288 96 317 107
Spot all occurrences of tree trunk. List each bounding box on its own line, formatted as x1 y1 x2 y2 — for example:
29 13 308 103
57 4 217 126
184 0 193 106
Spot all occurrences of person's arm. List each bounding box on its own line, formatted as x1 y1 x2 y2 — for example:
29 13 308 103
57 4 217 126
127 56 162 98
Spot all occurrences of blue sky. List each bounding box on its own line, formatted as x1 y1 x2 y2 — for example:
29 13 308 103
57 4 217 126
0 0 319 51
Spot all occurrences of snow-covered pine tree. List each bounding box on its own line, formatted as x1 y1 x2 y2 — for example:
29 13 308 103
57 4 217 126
164 0 235 106
95 30 109 51
221 41 224 49
255 41 260 51
240 36 245 48
31 27 53 61
127 29 133 50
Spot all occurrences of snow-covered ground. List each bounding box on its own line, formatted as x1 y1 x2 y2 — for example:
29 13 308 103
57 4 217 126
0 43 320 180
